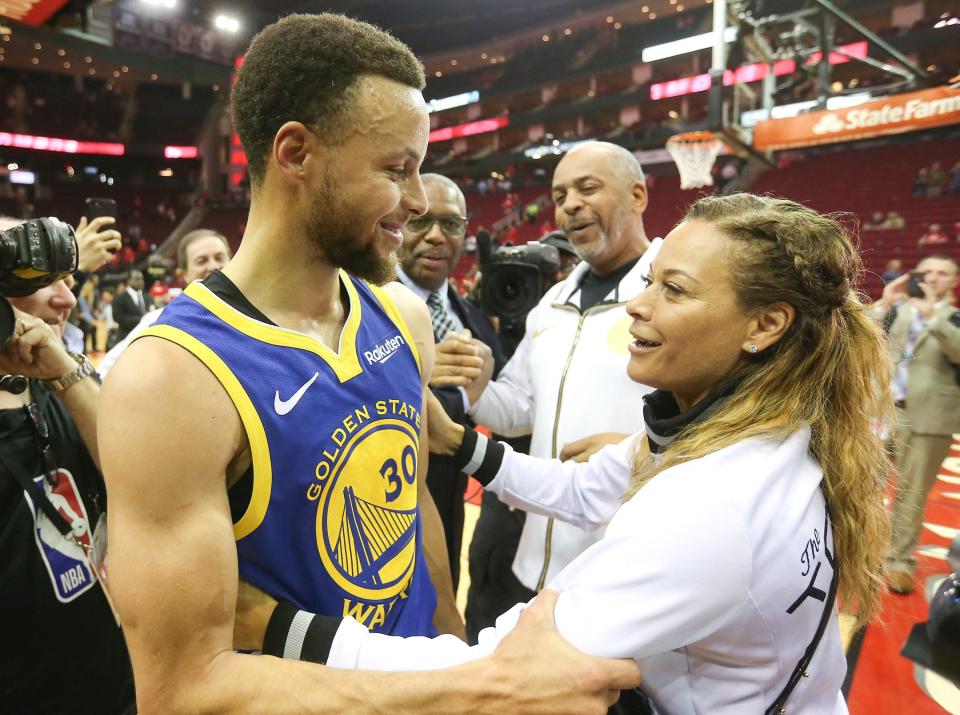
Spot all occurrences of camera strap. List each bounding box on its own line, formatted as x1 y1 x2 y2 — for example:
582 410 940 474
0 449 74 538
0 386 76 539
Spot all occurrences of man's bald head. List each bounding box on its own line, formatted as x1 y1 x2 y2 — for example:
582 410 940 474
399 173 468 291
421 173 461 193
551 142 649 275
421 174 466 212
564 141 645 185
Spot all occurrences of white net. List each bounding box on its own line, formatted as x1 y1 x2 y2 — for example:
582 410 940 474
665 132 725 190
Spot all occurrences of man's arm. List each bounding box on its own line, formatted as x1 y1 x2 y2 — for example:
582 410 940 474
0 306 101 465
928 305 960 364
98 309 162 379
103 338 633 715
467 323 537 437
383 283 464 637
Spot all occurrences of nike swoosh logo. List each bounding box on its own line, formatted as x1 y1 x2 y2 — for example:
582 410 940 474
274 372 319 415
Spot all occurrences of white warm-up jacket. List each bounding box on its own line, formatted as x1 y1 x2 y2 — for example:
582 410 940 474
327 428 847 715
468 239 662 589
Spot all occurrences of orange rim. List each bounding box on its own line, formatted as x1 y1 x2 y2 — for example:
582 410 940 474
666 130 721 146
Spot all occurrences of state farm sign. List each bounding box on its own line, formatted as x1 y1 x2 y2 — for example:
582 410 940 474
754 85 960 152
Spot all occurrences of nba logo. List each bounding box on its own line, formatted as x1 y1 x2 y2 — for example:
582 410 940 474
24 469 97 602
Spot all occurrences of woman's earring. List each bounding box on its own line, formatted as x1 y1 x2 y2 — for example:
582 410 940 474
747 344 759 354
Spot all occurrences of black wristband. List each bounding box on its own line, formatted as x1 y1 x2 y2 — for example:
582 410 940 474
451 427 505 486
262 601 341 664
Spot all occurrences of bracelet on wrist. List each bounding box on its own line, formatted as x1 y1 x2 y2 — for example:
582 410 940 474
44 353 95 393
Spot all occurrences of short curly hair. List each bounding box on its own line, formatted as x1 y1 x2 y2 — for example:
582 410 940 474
231 13 425 186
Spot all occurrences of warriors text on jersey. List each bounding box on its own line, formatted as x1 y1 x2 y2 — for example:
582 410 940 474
141 271 437 636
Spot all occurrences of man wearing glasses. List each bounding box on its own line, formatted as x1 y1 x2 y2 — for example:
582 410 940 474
395 173 506 590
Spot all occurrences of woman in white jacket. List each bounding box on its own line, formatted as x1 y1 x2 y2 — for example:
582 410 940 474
245 194 892 715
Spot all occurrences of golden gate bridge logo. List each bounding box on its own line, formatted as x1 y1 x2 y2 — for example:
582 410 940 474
334 486 417 588
316 420 420 601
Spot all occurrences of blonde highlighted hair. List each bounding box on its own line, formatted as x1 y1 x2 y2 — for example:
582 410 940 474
627 193 892 625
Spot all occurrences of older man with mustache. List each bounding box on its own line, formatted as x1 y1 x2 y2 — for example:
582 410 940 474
395 173 505 596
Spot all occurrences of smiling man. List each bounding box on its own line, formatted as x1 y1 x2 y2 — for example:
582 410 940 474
395 173 506 590
96 14 638 715
444 144 663 693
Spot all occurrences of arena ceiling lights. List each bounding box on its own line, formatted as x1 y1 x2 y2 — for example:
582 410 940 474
428 116 508 143
427 91 480 114
0 132 124 156
642 28 737 63
524 138 589 160
214 14 241 33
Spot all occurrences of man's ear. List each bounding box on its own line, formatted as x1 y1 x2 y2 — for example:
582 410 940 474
630 180 648 215
271 122 315 186
745 301 795 353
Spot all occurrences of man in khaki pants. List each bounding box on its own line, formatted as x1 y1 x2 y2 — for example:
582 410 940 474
877 254 960 594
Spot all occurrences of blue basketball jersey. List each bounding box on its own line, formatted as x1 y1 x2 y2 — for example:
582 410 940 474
141 272 437 637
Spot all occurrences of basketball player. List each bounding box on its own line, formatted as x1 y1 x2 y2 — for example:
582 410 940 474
97 13 637 713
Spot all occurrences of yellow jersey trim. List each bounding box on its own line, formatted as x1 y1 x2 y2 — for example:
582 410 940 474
367 282 422 377
184 272 364 383
139 323 272 541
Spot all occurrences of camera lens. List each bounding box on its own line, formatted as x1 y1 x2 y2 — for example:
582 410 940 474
0 230 17 270
487 265 539 319
502 279 521 301
0 296 14 349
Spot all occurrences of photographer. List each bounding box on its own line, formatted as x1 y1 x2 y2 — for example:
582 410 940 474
873 254 960 595
0 217 134 712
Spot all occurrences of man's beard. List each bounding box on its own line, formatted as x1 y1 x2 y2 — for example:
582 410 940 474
306 184 396 285
569 206 623 265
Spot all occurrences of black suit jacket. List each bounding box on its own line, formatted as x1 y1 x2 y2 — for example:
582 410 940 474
112 290 147 340
426 284 507 588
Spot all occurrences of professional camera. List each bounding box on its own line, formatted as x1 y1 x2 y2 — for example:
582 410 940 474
0 217 78 348
477 239 560 320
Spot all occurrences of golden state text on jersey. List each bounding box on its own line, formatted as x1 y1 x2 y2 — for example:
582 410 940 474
140 272 437 636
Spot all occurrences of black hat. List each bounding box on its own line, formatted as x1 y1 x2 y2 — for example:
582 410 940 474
540 231 578 258
900 572 960 682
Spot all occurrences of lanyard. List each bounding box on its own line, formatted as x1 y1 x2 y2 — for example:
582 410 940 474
0 396 80 541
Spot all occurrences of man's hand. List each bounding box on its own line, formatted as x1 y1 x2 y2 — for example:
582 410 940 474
431 330 488 388
425 390 465 457
490 590 641 715
560 433 630 463
234 579 278 652
879 272 909 310
0 307 77 379
76 216 122 273
909 279 938 319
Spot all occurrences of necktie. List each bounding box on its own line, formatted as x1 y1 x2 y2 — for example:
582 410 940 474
426 290 456 342
891 307 925 402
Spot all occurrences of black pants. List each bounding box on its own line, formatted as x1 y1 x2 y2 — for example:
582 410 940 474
464 492 534 643
424 454 467 590
609 689 654 715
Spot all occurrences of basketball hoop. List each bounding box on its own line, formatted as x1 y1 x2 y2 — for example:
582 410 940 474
665 131 725 190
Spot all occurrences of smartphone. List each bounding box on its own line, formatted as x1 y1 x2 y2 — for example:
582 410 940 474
907 271 925 299
84 197 117 222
